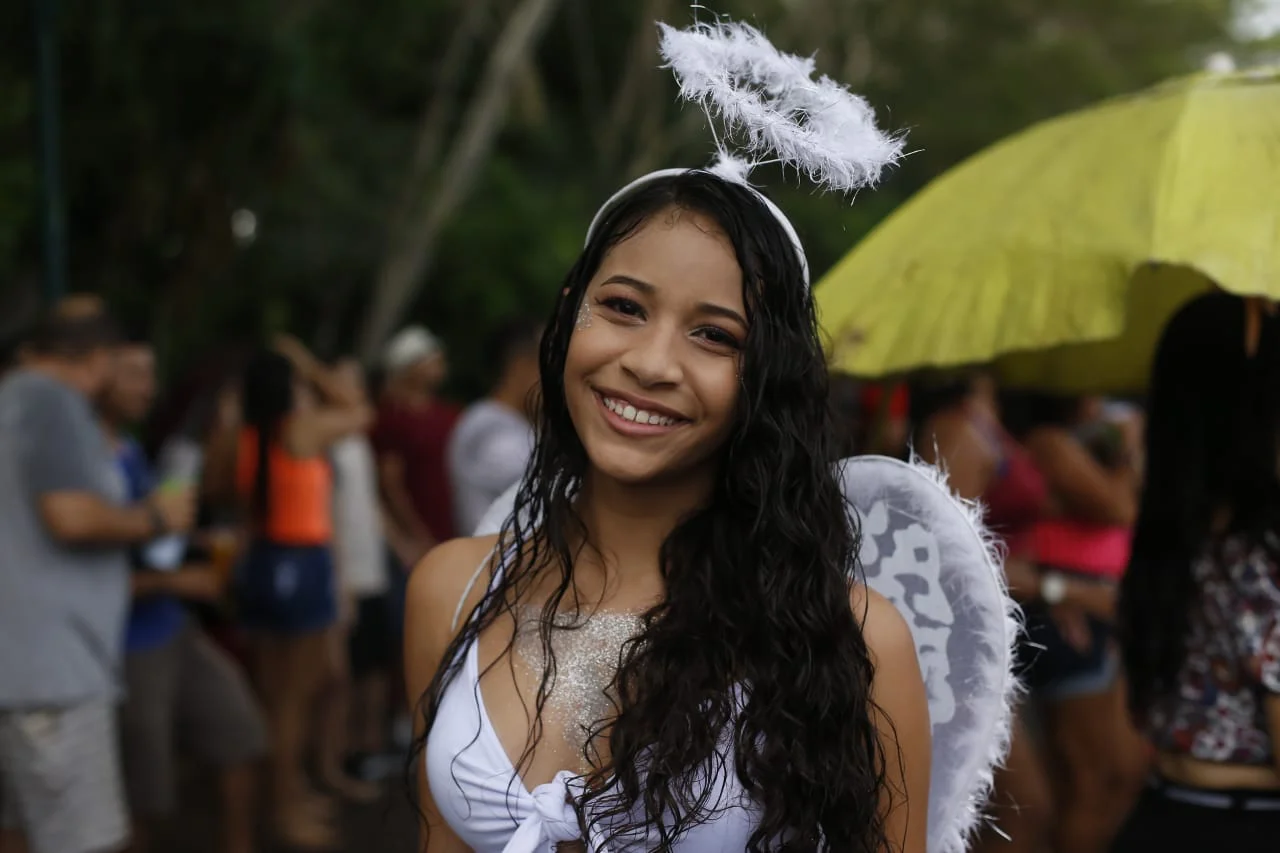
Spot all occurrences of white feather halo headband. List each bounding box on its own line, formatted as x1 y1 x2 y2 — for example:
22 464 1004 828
585 17 905 288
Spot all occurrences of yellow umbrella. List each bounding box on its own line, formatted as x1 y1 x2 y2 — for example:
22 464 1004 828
816 67 1280 392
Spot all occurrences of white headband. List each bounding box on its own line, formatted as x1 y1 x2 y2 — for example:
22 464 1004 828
583 165 812 286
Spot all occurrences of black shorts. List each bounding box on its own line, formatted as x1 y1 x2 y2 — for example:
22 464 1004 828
348 594 394 679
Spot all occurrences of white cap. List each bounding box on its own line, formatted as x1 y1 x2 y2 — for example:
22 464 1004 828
383 326 442 372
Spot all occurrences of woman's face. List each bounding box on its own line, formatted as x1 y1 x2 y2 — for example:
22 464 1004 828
563 206 747 488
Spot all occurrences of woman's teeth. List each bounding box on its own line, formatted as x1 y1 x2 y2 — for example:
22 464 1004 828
603 396 677 427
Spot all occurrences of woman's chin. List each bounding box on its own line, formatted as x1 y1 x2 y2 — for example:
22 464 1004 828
589 460 670 488
584 450 717 493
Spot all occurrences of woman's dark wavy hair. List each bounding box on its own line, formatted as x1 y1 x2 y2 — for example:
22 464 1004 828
240 349 295 524
1119 292 1280 720
409 171 891 852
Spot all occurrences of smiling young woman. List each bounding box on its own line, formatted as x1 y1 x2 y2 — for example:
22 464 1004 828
402 170 929 853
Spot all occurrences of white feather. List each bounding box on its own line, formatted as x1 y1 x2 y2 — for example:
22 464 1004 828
895 451 1024 853
658 19 905 193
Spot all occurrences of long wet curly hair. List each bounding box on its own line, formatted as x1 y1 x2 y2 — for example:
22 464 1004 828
410 171 891 852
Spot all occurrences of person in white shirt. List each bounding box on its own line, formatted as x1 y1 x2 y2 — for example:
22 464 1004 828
447 319 541 536
318 359 388 801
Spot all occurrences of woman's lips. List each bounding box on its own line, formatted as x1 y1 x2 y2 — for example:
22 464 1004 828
594 391 686 437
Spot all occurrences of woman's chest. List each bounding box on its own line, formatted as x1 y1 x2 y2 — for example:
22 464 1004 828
477 606 645 787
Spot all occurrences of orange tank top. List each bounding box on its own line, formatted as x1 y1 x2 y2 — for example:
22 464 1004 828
236 427 332 546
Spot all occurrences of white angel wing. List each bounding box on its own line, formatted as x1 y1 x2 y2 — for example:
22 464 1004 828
472 455 1017 853
838 455 1018 853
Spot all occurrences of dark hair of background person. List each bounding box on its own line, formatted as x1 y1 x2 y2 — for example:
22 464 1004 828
827 372 864 458
485 316 543 376
999 389 1081 440
0 336 18 373
239 349 296 525
22 309 121 359
1119 293 1280 719
408 171 891 853
907 368 980 431
143 344 254 458
485 316 543 414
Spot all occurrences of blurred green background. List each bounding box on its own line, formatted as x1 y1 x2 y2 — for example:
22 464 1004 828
1 0 1276 398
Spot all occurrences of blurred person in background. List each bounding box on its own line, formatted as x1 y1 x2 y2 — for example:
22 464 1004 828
0 310 193 853
0 339 17 379
1003 391 1146 853
373 326 460 555
447 318 541 536
1115 294 1280 851
101 333 268 853
371 326 459 752
860 379 910 458
827 372 865 458
316 358 389 799
229 336 371 850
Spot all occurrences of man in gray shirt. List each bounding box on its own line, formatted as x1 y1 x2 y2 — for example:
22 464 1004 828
447 319 541 535
0 311 193 853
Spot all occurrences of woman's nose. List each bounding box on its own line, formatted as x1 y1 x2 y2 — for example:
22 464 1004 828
619 325 683 388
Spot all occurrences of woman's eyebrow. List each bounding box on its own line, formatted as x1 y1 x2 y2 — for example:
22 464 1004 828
601 274 747 327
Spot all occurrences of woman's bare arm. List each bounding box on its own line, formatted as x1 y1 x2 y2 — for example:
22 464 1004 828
405 536 499 853
1027 427 1137 526
275 336 375 455
856 587 931 853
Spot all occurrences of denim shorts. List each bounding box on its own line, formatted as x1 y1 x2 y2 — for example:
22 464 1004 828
1017 570 1119 701
236 541 337 635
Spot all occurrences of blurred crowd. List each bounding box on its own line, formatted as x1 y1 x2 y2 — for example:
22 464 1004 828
1 290 1276 853
0 297 541 853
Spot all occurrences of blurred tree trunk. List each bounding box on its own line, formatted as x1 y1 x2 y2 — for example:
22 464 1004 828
357 0 562 361
388 0 494 241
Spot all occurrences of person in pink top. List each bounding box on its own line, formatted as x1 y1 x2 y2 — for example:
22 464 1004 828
1002 391 1149 853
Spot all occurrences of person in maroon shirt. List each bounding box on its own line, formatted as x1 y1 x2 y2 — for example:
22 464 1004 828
372 327 460 559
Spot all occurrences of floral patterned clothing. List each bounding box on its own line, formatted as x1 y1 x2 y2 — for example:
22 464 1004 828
1144 534 1280 765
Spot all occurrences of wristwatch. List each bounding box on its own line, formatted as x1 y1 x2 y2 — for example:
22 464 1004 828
1040 571 1067 606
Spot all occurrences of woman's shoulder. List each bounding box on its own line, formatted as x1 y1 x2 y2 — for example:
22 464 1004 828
850 584 916 666
406 534 504 634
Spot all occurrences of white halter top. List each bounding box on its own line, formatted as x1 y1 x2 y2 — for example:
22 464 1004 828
424 554 759 852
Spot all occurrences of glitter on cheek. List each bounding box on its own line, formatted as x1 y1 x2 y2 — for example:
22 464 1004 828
575 301 593 330
512 607 644 757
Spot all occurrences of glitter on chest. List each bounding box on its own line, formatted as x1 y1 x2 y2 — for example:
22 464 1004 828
512 606 645 749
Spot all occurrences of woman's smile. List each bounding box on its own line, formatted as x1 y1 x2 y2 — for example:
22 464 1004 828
594 388 688 437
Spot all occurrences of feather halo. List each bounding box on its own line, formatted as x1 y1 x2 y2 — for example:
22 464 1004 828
658 18 905 194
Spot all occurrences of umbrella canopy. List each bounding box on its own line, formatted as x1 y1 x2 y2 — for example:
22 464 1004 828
816 67 1280 392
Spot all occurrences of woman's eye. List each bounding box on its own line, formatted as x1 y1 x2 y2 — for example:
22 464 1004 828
599 296 644 318
698 327 742 349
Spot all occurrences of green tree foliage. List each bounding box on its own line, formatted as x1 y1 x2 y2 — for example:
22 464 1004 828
0 0 1241 396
